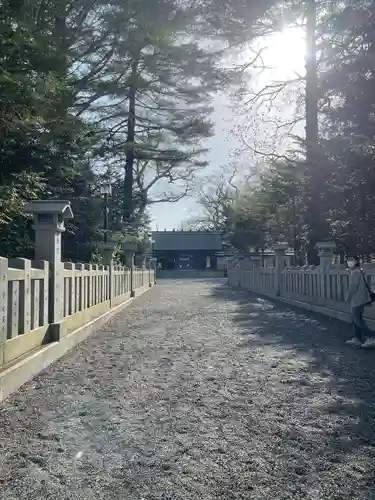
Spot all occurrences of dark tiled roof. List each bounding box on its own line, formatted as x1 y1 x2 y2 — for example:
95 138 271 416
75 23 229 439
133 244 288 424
152 231 223 251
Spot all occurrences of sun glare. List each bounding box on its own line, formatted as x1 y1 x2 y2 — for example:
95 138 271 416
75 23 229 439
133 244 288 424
263 27 306 78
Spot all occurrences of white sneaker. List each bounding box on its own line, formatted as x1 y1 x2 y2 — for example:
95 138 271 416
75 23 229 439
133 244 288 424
361 338 375 348
346 338 363 346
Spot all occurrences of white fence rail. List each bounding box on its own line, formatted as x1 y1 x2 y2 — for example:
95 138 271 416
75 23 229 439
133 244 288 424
0 257 155 368
228 261 375 322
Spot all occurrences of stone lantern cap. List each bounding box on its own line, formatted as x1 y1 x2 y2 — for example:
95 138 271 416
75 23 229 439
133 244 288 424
25 200 74 218
122 241 138 252
99 242 118 252
25 200 74 231
273 242 289 252
315 241 336 255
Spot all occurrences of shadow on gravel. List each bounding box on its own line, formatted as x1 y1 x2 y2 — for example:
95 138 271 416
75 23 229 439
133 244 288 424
157 275 226 281
212 283 375 498
157 275 228 285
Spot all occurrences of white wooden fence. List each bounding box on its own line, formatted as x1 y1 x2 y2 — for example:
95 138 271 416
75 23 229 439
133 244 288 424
228 261 375 322
0 257 155 368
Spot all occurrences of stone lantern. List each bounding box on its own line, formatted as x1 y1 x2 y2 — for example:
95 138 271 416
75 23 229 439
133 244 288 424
122 240 138 268
315 241 336 270
25 200 74 263
273 242 288 296
25 200 74 323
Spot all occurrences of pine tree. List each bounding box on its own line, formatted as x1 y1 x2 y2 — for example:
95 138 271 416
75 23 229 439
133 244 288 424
319 0 375 256
75 0 226 227
0 0 97 257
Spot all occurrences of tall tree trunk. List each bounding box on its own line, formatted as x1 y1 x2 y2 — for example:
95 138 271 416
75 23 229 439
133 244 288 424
305 0 318 162
123 58 138 223
291 194 298 265
54 7 71 185
304 0 328 264
55 4 69 99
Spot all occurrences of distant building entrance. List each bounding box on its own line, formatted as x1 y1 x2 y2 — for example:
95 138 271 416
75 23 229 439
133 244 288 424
152 231 223 270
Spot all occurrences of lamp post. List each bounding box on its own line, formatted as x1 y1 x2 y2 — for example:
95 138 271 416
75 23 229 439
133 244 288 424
100 183 112 244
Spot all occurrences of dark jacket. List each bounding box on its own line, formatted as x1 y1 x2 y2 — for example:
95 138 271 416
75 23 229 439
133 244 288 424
345 268 371 308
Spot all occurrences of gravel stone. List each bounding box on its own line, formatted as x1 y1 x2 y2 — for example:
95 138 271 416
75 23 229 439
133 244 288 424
1 278 375 499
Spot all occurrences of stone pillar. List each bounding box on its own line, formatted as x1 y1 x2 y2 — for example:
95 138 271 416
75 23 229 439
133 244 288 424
0 257 8 358
123 252 133 269
9 258 31 334
237 255 245 269
286 251 294 267
316 242 336 270
99 242 116 303
144 254 153 286
273 243 288 296
251 255 261 266
122 241 137 296
150 258 157 284
250 255 261 288
144 254 151 269
99 242 116 266
316 242 336 301
135 254 146 269
25 200 74 324
122 241 137 269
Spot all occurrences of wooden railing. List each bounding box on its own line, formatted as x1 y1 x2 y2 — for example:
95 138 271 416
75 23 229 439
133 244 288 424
4 259 49 340
0 257 155 368
228 263 375 321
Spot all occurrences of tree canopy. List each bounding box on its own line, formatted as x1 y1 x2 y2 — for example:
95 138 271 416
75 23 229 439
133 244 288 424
0 0 279 260
3 0 375 262
187 0 375 262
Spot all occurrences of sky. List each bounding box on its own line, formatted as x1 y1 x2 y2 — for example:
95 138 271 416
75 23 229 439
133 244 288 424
150 27 306 231
150 92 238 230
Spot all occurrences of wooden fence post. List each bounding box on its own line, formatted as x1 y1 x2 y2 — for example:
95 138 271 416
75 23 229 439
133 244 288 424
130 267 135 297
273 243 288 296
0 257 8 366
109 263 114 304
64 263 76 316
9 258 31 335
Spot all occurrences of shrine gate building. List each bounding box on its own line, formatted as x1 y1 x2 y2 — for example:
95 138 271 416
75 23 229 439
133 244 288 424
152 230 223 270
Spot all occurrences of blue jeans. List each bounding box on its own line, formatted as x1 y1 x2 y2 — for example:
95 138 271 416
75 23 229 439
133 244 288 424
352 305 372 343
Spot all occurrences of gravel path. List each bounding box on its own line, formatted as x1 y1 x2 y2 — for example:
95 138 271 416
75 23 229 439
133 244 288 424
1 278 375 500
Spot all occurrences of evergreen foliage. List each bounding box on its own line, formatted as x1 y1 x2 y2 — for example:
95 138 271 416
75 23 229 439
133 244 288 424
0 0 256 259
4 0 375 261
189 0 375 261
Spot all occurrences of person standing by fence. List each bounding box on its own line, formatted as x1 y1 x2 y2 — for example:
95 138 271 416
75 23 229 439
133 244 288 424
345 256 375 348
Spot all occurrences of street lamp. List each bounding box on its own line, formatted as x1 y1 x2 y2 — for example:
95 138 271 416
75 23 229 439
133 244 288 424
100 183 112 243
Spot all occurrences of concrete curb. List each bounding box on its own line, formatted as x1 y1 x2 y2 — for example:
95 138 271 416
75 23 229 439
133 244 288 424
0 284 154 402
231 285 375 330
